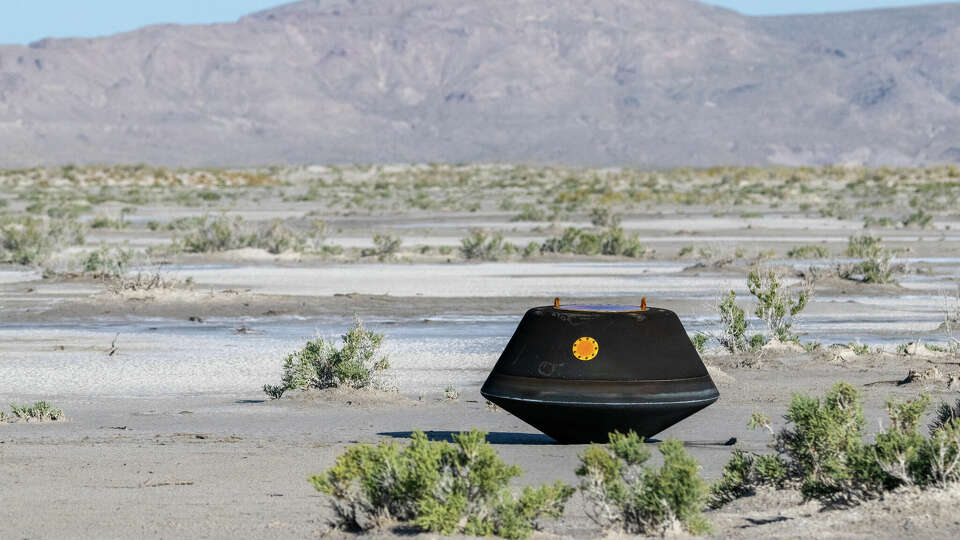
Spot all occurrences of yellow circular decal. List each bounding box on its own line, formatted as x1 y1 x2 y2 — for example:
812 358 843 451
572 337 599 361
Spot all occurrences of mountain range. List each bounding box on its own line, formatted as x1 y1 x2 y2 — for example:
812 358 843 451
1 0 959 167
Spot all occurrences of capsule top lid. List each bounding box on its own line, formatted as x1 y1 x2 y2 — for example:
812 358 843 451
557 304 645 313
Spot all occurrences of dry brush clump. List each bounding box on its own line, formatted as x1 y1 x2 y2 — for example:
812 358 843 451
263 319 390 399
105 272 192 294
309 430 573 540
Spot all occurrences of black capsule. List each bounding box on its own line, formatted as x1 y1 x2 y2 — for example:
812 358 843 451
480 303 719 443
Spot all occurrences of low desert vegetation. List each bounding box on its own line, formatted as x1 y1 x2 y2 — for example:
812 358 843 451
0 216 85 266
81 245 134 279
2 401 65 423
842 235 898 284
89 210 131 230
577 431 710 535
177 214 256 253
709 447 786 508
588 206 621 228
309 430 573 540
691 333 709 354
715 290 748 354
712 269 812 355
105 272 192 294
361 233 402 261
263 319 390 399
460 229 510 261
786 244 830 259
176 215 327 255
541 227 647 258
2 164 956 267
747 269 812 343
712 383 960 509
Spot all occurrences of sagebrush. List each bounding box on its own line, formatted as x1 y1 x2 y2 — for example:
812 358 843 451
712 383 960 509
5 401 64 423
576 432 710 535
747 269 811 342
309 430 573 540
263 319 389 398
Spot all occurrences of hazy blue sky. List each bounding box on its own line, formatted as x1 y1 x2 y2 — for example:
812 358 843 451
0 1 953 45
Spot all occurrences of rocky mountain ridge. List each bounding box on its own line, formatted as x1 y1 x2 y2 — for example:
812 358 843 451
1 0 958 167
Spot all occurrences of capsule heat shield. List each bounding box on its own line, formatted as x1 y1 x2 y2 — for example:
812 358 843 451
480 304 719 443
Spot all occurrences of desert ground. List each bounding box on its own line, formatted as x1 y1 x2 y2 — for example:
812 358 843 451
2 164 960 538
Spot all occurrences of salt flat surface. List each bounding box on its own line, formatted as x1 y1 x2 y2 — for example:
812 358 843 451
0 269 42 284
0 319 507 397
177 262 730 297
2 301 950 398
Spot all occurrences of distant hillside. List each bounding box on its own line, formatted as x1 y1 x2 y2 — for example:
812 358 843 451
1 0 958 167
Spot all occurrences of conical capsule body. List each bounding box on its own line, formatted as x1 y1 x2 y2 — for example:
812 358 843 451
480 304 718 443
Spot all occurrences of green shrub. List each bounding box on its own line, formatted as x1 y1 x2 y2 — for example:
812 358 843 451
264 319 389 397
902 209 933 229
178 216 325 254
576 432 709 535
90 215 128 230
844 235 895 284
541 227 645 258
309 430 573 539
180 215 256 253
511 204 547 222
863 216 897 229
47 203 91 219
166 216 207 231
589 207 621 228
541 227 596 255
709 449 786 508
786 245 830 259
775 382 871 502
257 219 302 254
522 241 541 258
460 229 507 261
0 216 85 265
747 269 812 342
361 234 402 261
691 333 708 354
849 341 870 355
717 291 747 353
82 246 134 278
600 227 647 258
6 401 64 422
722 384 960 508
